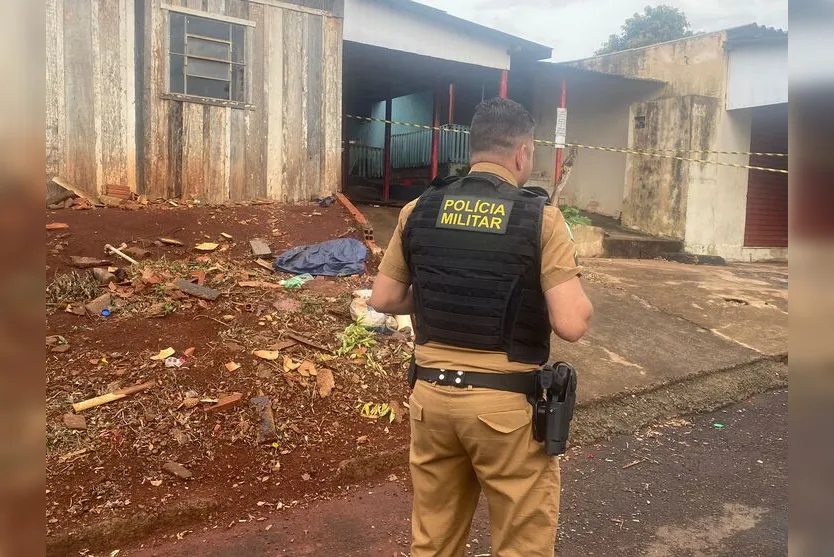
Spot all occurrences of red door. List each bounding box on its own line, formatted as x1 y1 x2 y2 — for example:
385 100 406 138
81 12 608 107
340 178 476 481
744 106 788 248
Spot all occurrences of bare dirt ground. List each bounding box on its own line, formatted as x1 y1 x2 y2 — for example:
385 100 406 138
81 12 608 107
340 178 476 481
45 200 411 555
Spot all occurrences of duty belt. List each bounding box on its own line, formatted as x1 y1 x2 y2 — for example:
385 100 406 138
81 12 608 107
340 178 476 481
414 365 537 395
410 360 578 456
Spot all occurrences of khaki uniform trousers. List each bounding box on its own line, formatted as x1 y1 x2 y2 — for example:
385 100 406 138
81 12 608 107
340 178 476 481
409 379 561 557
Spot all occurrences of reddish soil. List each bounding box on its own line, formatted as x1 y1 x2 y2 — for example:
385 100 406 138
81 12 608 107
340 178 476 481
45 201 411 555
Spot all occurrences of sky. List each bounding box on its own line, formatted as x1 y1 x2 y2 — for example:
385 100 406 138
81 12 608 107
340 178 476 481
413 0 789 61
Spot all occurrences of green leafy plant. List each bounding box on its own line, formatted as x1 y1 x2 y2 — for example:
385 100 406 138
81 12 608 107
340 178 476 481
596 5 692 55
561 206 593 227
337 322 377 356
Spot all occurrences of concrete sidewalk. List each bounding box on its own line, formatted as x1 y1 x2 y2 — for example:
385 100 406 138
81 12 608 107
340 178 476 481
564 259 787 403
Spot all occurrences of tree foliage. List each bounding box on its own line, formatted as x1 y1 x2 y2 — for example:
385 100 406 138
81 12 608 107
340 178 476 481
595 5 692 55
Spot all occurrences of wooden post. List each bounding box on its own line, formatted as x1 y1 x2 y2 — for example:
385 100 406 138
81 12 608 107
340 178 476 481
499 70 509 99
554 79 567 187
383 98 392 202
431 88 440 179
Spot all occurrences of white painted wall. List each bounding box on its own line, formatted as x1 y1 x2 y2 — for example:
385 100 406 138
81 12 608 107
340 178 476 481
540 76 661 217
727 43 788 110
343 0 511 70
683 108 753 260
562 92 632 216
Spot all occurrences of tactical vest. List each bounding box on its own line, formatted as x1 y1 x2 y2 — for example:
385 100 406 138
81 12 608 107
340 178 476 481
403 172 551 365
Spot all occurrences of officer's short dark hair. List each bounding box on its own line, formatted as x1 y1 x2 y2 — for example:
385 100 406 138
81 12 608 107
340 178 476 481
469 98 535 156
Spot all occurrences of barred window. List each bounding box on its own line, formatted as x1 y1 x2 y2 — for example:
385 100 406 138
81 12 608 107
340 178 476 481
168 12 246 102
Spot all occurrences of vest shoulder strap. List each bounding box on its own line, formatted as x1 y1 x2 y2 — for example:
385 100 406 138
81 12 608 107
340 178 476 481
429 174 461 188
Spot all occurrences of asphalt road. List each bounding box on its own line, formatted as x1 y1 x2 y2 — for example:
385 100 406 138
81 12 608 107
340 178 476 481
130 389 787 556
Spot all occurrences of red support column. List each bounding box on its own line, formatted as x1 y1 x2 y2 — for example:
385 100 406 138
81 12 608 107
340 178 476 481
499 70 509 99
430 88 440 179
383 98 392 202
554 78 567 189
448 83 455 124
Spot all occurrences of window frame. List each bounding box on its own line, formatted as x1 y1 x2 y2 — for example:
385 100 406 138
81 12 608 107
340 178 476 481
161 4 255 109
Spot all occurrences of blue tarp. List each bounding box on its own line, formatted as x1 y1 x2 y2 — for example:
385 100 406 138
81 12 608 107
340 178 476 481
273 238 368 277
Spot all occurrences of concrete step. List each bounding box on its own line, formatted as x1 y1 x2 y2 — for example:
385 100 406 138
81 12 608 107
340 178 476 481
603 236 684 259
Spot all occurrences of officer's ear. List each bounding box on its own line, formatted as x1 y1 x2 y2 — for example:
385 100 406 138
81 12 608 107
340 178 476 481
515 141 531 170
513 143 524 171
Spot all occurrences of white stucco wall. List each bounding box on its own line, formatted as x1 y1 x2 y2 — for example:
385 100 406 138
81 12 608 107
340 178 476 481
727 42 788 110
343 0 511 70
534 74 661 217
562 90 633 216
683 107 753 259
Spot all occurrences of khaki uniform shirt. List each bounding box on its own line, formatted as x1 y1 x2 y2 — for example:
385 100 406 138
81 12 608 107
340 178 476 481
378 162 581 373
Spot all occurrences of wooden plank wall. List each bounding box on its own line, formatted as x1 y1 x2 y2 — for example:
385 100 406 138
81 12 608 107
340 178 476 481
144 0 343 202
45 0 137 195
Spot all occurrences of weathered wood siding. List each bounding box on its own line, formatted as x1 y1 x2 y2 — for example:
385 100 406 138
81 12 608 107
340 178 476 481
144 0 343 202
46 0 137 195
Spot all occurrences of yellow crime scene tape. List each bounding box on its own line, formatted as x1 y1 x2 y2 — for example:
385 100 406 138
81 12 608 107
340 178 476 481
344 114 789 175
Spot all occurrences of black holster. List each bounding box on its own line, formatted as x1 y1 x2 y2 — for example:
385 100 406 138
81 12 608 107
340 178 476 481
529 362 577 455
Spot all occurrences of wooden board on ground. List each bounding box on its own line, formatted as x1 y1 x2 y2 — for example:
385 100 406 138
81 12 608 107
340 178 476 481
72 380 156 412
175 279 221 301
52 177 102 206
249 238 272 258
255 258 274 272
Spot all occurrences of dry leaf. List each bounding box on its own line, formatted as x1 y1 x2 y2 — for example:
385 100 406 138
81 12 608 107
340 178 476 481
317 368 335 397
220 232 233 240
141 268 162 285
225 361 241 372
253 350 280 361
282 355 301 372
151 347 175 360
150 479 163 487
267 339 297 351
297 360 316 377
46 222 69 230
195 242 219 252
179 398 200 410
183 346 196 357
159 237 183 246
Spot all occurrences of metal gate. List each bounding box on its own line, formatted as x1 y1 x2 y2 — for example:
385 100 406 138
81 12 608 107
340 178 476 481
744 110 788 248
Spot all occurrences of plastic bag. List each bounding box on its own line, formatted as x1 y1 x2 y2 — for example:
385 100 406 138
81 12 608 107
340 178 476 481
349 289 398 329
279 273 314 289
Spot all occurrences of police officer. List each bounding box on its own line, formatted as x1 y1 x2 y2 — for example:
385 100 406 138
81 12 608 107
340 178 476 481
369 97 593 557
